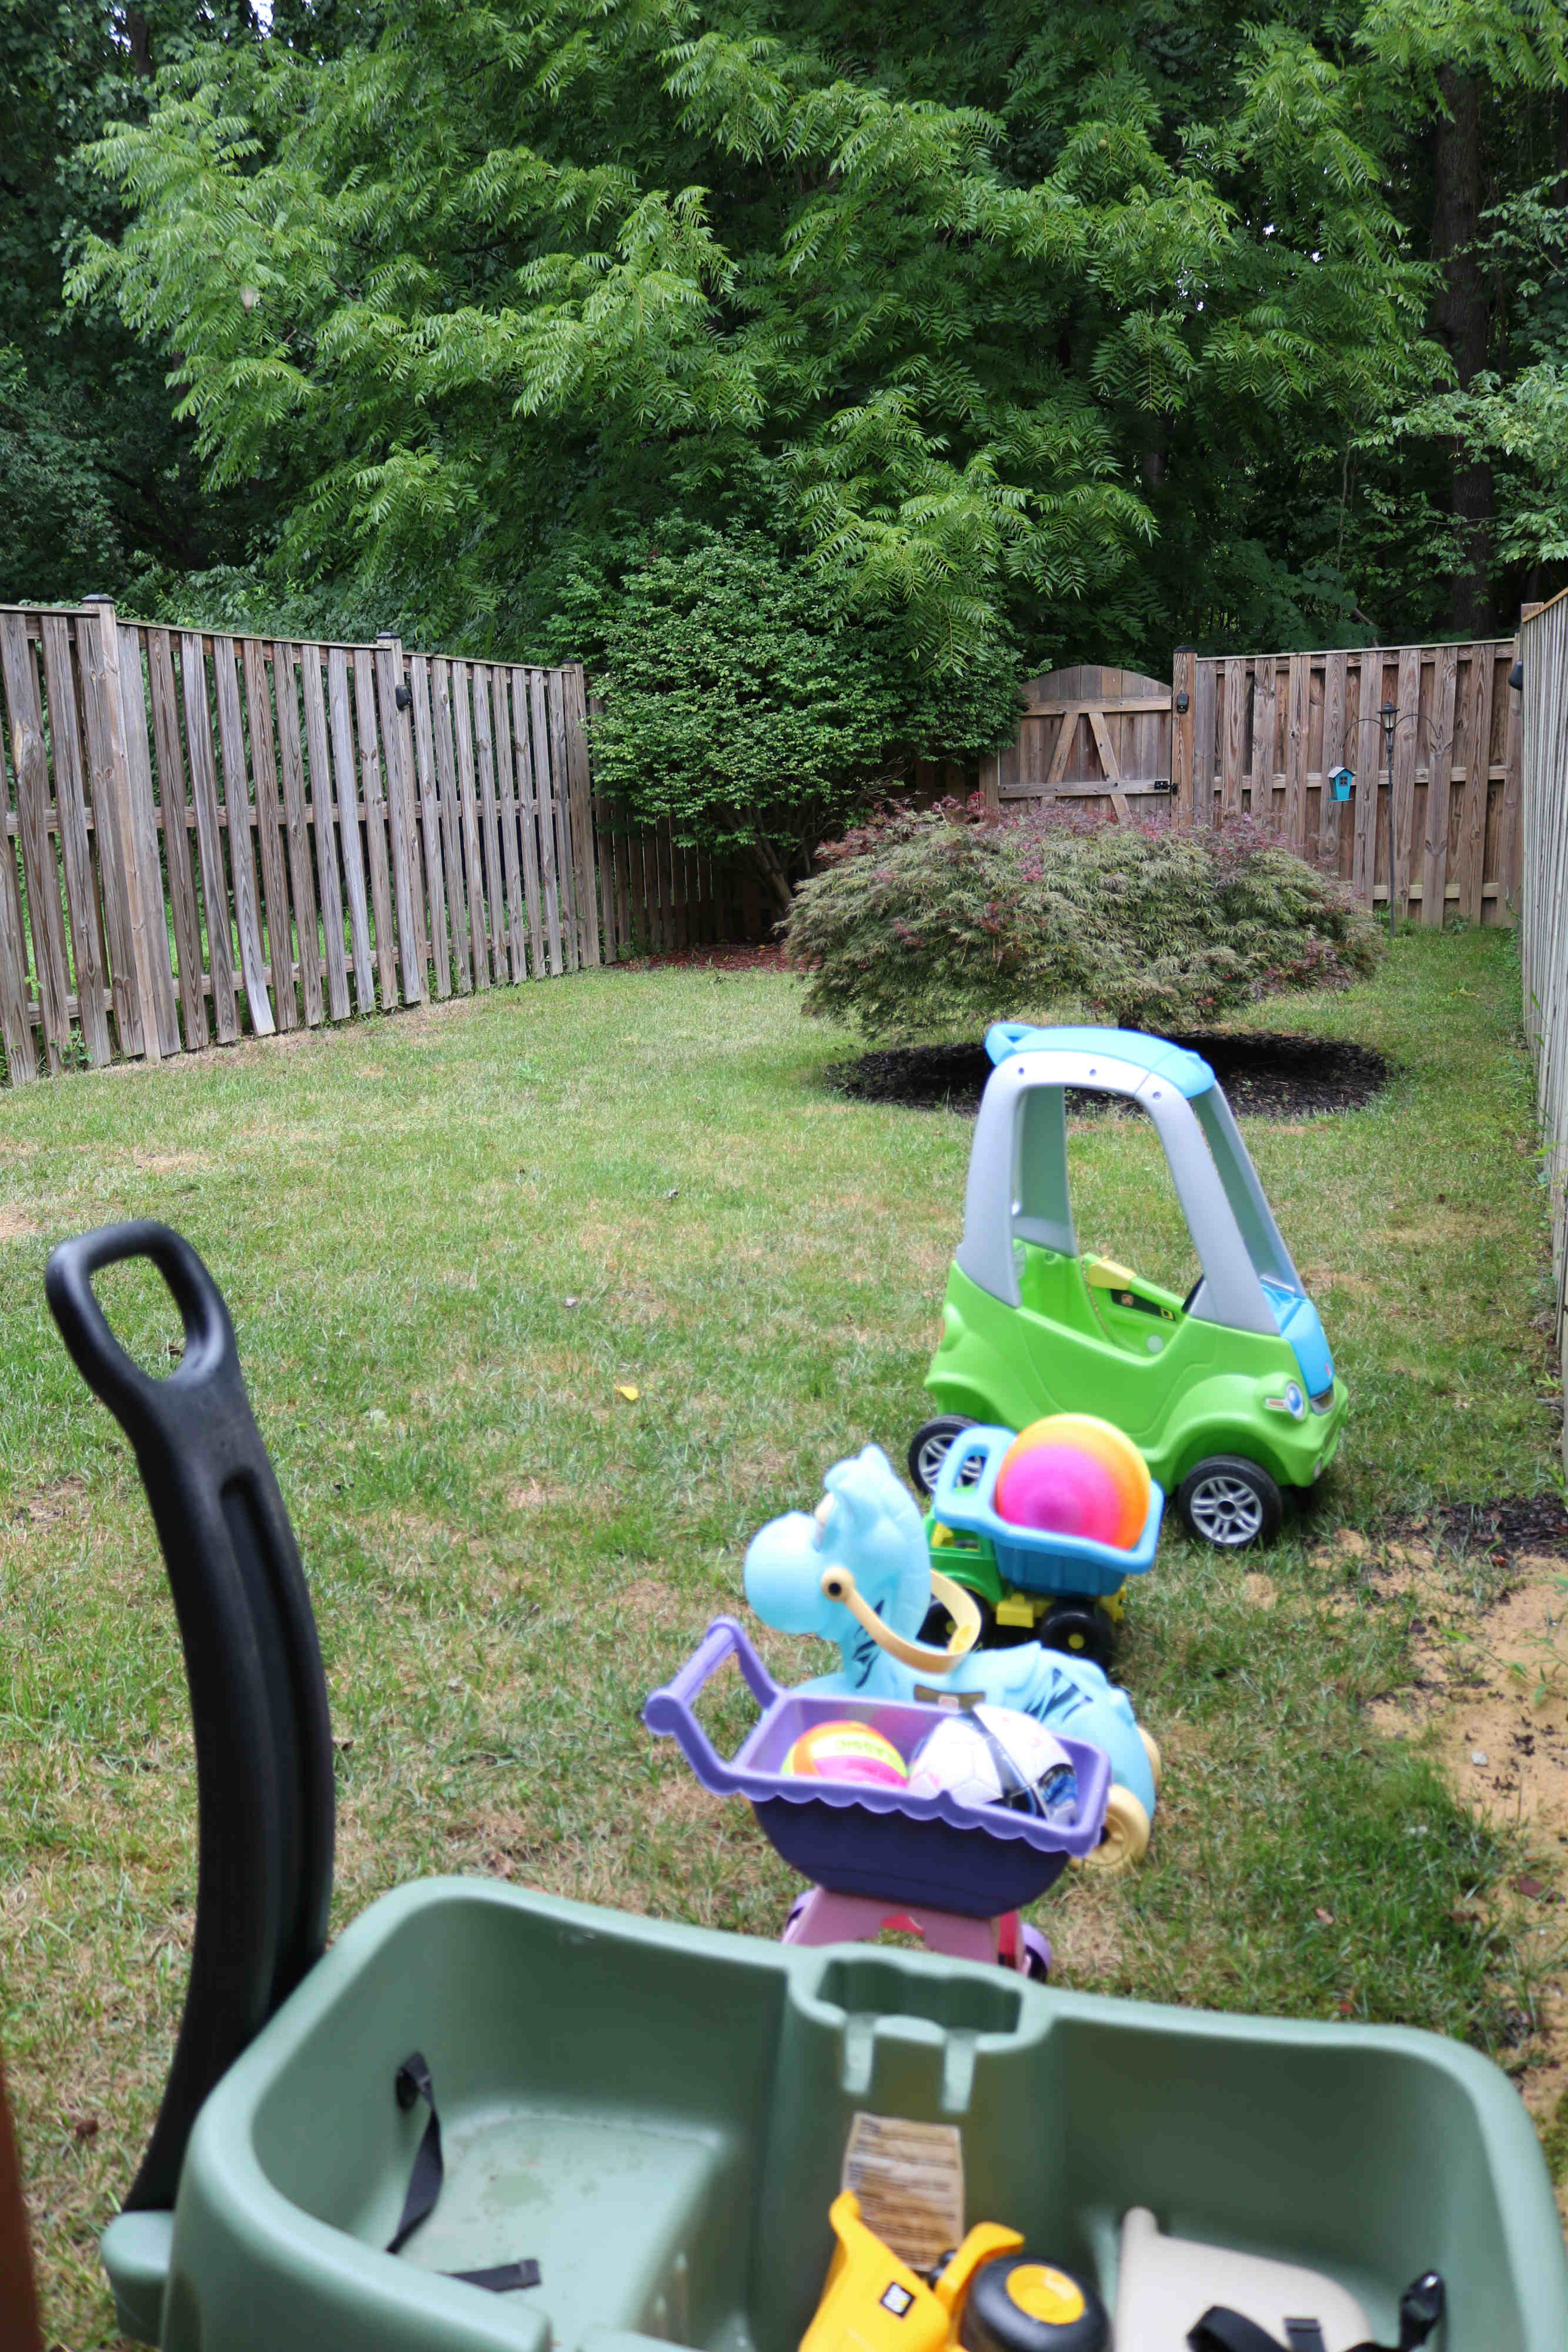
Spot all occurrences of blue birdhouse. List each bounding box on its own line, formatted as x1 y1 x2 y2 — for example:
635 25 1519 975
1329 764 1354 802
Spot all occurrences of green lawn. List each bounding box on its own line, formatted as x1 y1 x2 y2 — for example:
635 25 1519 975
0 927 1561 2345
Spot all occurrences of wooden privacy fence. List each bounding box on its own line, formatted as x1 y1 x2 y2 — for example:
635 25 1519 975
1519 590 1568 1401
982 635 1526 926
1171 637 1523 924
0 601 750 1084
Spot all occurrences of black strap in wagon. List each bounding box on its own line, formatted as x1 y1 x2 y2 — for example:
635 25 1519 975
388 2053 541 2294
1188 2268 1444 2352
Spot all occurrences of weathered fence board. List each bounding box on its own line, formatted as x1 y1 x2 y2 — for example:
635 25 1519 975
301 646 351 1023
41 614 112 1066
148 628 209 1050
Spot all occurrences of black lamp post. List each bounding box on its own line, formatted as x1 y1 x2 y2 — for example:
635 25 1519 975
1379 703 1398 938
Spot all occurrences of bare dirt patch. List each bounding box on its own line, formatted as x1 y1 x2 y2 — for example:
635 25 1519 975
4 1476 88 1533
0 1204 39 1242
1350 1526 1568 2220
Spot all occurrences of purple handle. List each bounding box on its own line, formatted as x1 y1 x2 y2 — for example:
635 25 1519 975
642 1617 782 1793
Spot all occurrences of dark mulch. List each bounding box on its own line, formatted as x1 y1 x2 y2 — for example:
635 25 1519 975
826 1031 1392 1119
1380 1495 1568 1563
614 943 786 973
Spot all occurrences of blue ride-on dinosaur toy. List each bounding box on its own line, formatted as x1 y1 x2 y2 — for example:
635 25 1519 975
743 1444 1159 1867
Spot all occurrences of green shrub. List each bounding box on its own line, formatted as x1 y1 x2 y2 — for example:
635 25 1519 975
785 803 1385 1038
582 530 1022 914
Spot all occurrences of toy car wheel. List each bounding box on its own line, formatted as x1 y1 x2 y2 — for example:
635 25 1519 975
1139 1727 1162 1791
920 1592 997 1651
908 1415 975 1496
1040 1598 1115 1672
1176 1455 1282 1549
1076 1785 1150 1874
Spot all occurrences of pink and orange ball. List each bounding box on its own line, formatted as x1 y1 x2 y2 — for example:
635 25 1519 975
993 1413 1151 1551
782 1720 909 1788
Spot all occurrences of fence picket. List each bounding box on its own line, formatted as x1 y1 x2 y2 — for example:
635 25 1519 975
0 616 72 1068
450 662 490 988
118 624 182 1054
79 609 147 1054
430 660 472 993
352 647 397 1009
300 647 350 1023
1318 650 1347 872
564 666 600 965
489 668 526 981
1457 645 1496 924
1420 644 1459 928
212 636 274 1036
547 668 580 971
39 616 112 1065
1352 655 1384 907
180 633 239 1044
406 656 452 1000
470 663 509 984
146 628 209 1049
530 670 563 974
375 637 426 1004
273 644 325 1026
327 649 374 1010
0 656 34 1076
1389 646 1421 918
242 639 297 1029
1251 657 1278 816
510 669 546 978
1283 653 1309 844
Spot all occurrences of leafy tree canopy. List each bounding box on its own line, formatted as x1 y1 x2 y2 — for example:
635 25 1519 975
70 0 1460 674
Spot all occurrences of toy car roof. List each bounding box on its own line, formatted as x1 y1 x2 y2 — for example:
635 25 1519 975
984 1022 1216 1099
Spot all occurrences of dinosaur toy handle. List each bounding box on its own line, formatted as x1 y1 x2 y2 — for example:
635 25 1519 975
818 1563 982 1673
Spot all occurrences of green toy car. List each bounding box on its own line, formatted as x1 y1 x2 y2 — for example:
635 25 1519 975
910 1023 1349 1551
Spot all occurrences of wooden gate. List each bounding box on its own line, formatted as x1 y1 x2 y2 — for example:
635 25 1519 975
980 666 1173 820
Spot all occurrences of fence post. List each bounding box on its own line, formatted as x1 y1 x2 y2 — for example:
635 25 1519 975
561 665 601 967
979 752 1001 814
375 634 426 1005
83 598 162 1065
1171 647 1196 820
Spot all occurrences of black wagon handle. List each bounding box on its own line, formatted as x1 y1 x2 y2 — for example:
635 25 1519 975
44 1223 335 2216
45 1219 238 1435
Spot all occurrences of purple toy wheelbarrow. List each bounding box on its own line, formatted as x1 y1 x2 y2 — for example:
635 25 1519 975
643 1617 1111 1975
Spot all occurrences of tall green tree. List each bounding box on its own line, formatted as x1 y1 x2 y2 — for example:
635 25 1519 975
47 0 1568 874
0 0 374 606
68 0 1445 665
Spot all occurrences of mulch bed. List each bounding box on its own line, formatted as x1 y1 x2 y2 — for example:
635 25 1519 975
826 1031 1392 1120
623 943 787 973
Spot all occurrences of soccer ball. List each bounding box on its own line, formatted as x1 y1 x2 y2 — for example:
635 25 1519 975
907 1706 1078 1823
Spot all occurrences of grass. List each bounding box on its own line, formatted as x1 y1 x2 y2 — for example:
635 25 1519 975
0 924 1560 2345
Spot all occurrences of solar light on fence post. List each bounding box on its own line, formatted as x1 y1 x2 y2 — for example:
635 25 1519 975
1329 764 1354 803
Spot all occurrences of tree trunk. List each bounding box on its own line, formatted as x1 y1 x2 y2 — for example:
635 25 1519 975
1431 68 1495 636
126 6 153 73
750 837 795 924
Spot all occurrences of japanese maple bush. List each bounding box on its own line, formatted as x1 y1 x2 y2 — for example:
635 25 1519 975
785 804 1384 1039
